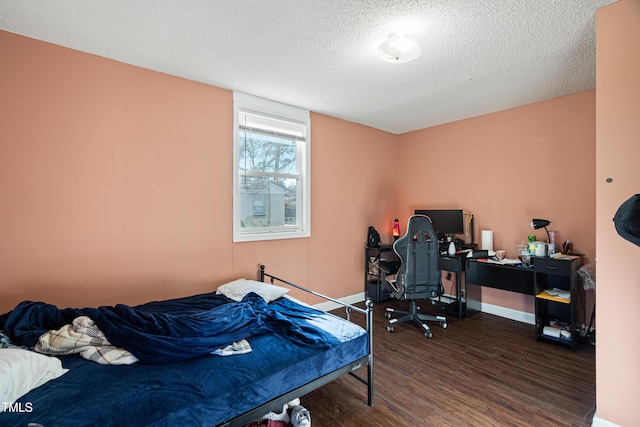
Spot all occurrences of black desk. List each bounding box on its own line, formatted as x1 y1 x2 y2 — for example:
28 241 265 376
464 259 534 318
438 257 536 319
442 254 584 351
466 260 534 294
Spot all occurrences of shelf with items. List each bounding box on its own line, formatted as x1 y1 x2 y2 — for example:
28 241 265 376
536 288 571 303
540 319 572 342
533 256 582 351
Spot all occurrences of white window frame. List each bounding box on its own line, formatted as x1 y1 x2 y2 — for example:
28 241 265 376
233 92 311 242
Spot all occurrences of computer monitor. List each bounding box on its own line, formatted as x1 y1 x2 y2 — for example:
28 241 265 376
414 209 464 239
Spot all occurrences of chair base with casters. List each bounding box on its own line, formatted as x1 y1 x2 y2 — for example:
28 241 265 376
385 300 447 339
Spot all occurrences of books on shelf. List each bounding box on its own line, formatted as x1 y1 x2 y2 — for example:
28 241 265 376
543 326 561 338
542 321 572 341
543 288 570 299
537 288 571 302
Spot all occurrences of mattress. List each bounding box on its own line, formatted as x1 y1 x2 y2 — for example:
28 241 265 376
0 296 369 427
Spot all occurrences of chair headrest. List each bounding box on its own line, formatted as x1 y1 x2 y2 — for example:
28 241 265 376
405 215 436 239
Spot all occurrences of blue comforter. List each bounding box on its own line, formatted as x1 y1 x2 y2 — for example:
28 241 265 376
0 292 339 364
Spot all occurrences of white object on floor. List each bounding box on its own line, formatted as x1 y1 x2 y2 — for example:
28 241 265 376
287 398 301 408
262 404 290 423
290 405 311 427
261 397 301 423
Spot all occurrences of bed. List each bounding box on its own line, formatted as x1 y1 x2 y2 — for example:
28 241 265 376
0 265 373 427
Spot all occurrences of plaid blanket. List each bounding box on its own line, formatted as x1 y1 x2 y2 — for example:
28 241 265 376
35 316 138 365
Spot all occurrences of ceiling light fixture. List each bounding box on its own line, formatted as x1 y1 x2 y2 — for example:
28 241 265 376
377 32 421 63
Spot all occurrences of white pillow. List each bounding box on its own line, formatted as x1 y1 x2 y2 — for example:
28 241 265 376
0 349 68 411
216 278 289 302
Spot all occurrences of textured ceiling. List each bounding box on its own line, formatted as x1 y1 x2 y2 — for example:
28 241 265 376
0 0 617 134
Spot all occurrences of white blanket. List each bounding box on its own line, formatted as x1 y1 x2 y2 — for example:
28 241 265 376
35 316 138 365
211 339 252 356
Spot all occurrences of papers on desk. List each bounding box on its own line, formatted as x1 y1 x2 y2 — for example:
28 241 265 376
550 253 581 261
484 258 522 265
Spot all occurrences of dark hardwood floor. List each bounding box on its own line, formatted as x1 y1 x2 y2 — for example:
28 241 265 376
302 299 596 427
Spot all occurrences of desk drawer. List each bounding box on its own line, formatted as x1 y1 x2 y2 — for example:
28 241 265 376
466 261 534 295
534 258 572 276
440 256 463 273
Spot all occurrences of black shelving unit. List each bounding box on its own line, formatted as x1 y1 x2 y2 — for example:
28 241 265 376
533 256 583 351
364 245 399 303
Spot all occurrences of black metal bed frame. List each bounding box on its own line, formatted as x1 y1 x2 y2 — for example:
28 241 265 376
217 264 374 427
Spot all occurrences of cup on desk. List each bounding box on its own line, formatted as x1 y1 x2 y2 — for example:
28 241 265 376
496 250 506 260
516 244 528 260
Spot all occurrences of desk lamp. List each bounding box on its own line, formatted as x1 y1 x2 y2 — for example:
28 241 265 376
531 218 551 244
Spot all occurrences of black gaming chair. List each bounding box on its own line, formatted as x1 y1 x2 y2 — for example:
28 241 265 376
385 215 447 338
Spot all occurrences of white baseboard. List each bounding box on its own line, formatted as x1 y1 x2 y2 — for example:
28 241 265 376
314 293 535 326
591 413 621 427
479 301 535 325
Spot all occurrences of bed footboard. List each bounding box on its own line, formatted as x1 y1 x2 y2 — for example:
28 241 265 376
258 265 374 406
218 265 374 427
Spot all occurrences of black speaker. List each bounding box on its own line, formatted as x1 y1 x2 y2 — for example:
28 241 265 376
470 250 489 259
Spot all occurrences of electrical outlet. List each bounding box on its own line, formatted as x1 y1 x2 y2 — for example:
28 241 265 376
460 289 465 299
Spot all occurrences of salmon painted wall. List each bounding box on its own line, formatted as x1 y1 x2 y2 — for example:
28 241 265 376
396 92 596 315
307 114 398 302
595 1 640 426
0 28 597 321
0 30 397 313
0 30 233 313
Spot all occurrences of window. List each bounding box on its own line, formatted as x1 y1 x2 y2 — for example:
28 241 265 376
233 92 310 242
